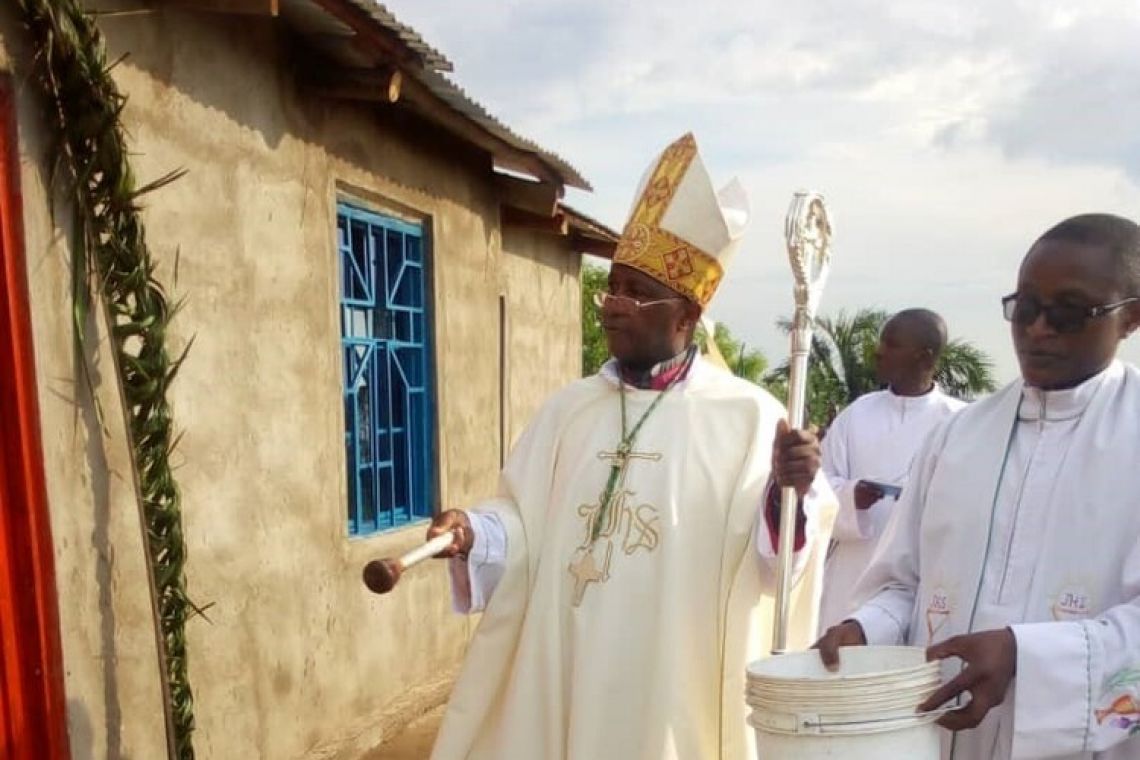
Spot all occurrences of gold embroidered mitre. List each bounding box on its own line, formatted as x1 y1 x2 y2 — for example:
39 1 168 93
613 133 750 308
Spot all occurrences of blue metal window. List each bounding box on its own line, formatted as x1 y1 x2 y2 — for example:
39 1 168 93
338 203 434 536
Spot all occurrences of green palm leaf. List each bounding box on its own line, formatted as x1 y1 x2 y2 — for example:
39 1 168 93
18 2 198 757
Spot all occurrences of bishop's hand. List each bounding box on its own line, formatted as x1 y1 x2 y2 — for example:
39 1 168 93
426 509 474 558
771 418 821 498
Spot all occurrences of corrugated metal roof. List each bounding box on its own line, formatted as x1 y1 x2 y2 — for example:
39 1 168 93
343 0 453 72
415 67 591 190
280 0 590 191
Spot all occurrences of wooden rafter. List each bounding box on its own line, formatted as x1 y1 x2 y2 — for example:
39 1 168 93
301 66 403 103
167 0 279 15
570 232 618 259
501 205 569 236
496 174 560 217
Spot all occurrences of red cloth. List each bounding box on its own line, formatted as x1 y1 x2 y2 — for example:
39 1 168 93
763 481 806 553
618 345 697 390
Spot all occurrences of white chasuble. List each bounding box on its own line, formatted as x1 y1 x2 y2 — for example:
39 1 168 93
430 360 836 760
851 361 1140 760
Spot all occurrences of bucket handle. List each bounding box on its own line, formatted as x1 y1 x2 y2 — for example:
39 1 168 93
751 707 954 736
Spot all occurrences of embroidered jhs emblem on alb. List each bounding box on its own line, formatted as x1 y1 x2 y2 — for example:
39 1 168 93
1052 585 1093 621
925 587 952 640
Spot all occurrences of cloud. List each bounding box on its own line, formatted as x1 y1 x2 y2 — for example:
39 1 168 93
400 0 1140 169
708 146 1140 385
384 0 1140 379
981 10 1140 180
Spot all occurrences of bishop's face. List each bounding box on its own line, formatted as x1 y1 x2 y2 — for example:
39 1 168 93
1011 239 1140 390
600 264 697 371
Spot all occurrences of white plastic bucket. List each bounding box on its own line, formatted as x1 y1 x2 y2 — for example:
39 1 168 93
746 646 942 760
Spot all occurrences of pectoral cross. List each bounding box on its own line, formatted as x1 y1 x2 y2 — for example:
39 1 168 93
569 542 613 606
599 443 663 473
582 445 662 545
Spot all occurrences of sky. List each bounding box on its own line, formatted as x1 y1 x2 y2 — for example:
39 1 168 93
385 0 1140 383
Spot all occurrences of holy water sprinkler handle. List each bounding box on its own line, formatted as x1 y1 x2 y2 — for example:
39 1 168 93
362 530 456 595
771 191 833 654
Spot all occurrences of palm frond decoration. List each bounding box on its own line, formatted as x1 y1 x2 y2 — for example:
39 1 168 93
17 2 196 757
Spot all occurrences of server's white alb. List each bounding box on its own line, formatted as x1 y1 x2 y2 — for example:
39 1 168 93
850 361 1140 759
819 386 964 631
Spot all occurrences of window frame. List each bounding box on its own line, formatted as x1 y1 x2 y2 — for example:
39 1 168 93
336 200 436 537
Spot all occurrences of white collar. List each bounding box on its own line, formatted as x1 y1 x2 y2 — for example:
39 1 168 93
1018 361 1121 422
885 384 945 409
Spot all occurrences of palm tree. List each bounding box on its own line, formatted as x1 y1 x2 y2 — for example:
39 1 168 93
698 320 769 384
935 340 997 400
811 309 890 405
767 309 887 426
767 307 997 426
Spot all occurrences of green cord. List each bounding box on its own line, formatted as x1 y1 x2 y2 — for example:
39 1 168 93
588 352 693 542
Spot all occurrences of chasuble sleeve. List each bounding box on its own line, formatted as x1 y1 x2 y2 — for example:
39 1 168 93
430 381 598 760
442 380 595 616
1009 545 1140 757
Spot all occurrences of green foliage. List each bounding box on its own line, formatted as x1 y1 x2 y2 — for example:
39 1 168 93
936 339 998 401
716 323 769 384
582 270 998 430
18 2 196 757
696 321 769 384
581 262 772 387
767 307 998 427
581 263 609 376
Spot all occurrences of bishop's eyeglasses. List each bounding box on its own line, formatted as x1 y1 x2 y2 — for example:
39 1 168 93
1001 292 1139 334
593 292 684 311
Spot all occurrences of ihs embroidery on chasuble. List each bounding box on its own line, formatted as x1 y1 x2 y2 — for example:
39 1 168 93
568 444 664 607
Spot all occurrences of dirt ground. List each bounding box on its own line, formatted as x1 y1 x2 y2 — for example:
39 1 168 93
361 705 445 760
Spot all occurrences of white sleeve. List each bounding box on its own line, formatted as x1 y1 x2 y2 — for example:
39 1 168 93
846 420 951 643
447 510 508 614
845 487 922 645
821 409 854 510
1009 540 1140 757
824 408 895 542
846 496 894 542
